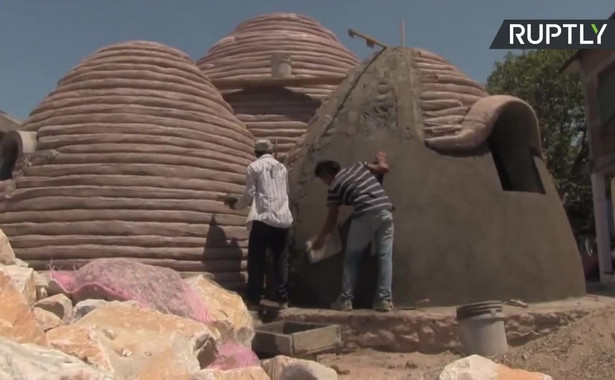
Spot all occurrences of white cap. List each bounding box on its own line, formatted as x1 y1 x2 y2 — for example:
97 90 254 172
255 139 273 153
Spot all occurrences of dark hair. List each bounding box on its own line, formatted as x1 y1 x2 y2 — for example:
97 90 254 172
314 160 341 178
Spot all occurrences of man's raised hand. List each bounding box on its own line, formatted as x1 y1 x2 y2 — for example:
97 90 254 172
375 151 387 164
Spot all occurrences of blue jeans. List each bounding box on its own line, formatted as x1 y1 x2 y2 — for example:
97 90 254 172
340 209 394 302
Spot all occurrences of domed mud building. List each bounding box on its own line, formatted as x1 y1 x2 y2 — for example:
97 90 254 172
198 12 359 160
287 47 585 307
0 41 254 290
0 110 21 135
0 111 22 185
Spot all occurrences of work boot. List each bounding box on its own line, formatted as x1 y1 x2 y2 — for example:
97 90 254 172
331 297 353 312
244 299 261 311
374 299 394 312
260 298 288 310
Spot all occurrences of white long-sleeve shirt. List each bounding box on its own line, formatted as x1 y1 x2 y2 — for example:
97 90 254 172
235 154 293 229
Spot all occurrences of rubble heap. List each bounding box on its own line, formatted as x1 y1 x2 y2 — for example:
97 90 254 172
0 233 338 379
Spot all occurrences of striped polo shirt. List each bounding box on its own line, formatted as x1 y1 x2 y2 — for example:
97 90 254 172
327 162 393 217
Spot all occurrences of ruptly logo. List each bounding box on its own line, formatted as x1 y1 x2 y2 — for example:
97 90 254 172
490 20 615 49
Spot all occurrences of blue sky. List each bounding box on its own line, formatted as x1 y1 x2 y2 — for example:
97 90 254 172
0 0 613 119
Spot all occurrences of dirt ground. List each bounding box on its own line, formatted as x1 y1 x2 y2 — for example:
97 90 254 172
318 302 615 380
319 350 457 379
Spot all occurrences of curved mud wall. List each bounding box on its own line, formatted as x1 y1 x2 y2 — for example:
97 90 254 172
287 48 585 307
0 41 255 290
199 12 359 160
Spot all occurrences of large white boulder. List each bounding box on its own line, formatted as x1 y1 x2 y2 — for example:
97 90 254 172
0 265 37 304
0 228 15 265
186 275 255 347
0 271 48 346
439 355 552 380
190 366 270 379
34 294 73 321
46 304 220 379
0 335 111 379
262 355 337 380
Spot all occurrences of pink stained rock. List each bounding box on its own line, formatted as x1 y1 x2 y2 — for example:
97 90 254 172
207 341 260 371
50 258 212 324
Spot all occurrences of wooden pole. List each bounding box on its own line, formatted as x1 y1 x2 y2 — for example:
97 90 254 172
348 29 388 49
401 20 406 47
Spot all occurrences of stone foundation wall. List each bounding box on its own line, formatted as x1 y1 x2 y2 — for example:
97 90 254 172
278 305 591 354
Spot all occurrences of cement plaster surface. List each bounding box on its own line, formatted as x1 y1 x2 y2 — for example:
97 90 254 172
286 47 585 308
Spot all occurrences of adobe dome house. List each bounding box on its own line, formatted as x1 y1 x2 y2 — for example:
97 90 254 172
0 41 254 290
0 111 22 184
287 47 585 308
0 110 21 135
198 12 359 160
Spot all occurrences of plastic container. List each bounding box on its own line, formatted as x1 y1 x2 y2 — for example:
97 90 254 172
456 300 508 356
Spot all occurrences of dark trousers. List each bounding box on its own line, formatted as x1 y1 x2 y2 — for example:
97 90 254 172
247 221 289 303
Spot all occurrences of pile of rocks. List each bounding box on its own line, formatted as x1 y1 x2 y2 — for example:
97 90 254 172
0 229 337 380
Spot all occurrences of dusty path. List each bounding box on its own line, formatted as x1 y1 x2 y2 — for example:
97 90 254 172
318 302 615 379
319 350 458 379
498 303 615 380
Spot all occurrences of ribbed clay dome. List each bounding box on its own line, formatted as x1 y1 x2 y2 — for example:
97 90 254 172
0 41 255 290
198 13 359 160
286 47 584 308
0 111 20 134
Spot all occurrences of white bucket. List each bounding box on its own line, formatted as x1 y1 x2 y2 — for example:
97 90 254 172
456 301 508 356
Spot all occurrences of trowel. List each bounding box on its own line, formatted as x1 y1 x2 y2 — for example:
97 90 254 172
305 215 381 263
217 193 240 203
305 226 343 264
217 193 256 232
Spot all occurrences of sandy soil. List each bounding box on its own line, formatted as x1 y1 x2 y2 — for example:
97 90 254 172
497 303 615 380
318 303 615 379
319 349 458 380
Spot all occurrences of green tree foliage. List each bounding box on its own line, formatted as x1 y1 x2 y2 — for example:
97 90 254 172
486 50 591 233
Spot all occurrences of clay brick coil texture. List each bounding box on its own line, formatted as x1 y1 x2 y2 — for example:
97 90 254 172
0 40 254 290
198 13 360 161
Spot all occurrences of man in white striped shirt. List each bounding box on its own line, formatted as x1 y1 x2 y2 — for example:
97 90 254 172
226 139 293 309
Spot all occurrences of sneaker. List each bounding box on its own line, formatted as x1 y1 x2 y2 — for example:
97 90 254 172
279 301 289 310
374 299 394 312
331 297 353 311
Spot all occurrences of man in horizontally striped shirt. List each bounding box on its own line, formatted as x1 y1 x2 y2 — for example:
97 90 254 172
225 139 293 309
311 152 394 312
